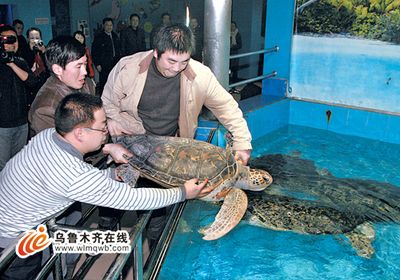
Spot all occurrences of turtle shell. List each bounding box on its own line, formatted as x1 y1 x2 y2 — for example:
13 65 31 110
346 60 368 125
115 134 237 189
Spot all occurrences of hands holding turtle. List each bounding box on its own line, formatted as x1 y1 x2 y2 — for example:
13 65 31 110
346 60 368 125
102 143 133 163
184 178 212 199
234 149 251 165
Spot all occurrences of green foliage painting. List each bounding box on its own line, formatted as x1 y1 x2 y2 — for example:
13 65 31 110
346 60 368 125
295 0 400 43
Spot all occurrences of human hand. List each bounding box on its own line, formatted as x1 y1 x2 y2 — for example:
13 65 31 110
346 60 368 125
96 65 102 72
39 45 46 53
184 178 211 199
6 61 15 68
31 62 38 72
234 149 251 166
102 143 133 164
107 119 134 136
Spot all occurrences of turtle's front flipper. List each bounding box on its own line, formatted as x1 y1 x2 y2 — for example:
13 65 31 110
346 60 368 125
344 222 375 258
116 164 140 187
201 188 248 240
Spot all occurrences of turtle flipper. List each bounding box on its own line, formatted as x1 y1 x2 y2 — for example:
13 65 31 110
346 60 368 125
201 188 248 240
116 164 140 187
344 222 375 258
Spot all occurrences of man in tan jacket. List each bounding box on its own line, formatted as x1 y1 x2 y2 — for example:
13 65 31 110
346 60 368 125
102 23 252 165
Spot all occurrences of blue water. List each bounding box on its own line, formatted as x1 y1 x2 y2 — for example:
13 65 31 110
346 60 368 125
290 35 400 113
158 125 400 280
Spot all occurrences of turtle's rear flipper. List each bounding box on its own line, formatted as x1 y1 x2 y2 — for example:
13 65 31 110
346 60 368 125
344 222 375 258
201 188 248 240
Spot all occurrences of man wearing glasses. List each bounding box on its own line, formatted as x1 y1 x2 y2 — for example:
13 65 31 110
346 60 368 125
26 35 96 276
0 24 38 171
0 93 210 279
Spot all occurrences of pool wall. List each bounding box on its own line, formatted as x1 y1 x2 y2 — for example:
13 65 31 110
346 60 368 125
245 98 400 145
198 97 400 147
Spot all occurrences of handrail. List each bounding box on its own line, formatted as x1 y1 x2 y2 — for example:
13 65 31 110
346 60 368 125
229 71 277 88
229 46 279 60
0 236 19 274
144 202 187 280
103 210 152 280
1 129 218 280
228 46 279 89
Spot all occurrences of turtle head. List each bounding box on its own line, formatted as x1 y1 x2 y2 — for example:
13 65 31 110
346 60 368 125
235 163 273 191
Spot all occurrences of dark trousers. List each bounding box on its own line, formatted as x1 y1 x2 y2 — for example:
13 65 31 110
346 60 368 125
97 65 113 97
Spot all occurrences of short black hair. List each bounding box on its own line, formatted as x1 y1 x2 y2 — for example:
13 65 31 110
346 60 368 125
0 24 17 35
45 35 86 70
12 19 24 26
26 27 42 39
130 13 140 21
103 17 113 25
153 23 194 57
73 30 86 45
55 93 103 136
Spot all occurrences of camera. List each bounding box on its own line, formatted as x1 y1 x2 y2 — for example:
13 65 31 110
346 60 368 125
0 35 16 63
33 39 44 51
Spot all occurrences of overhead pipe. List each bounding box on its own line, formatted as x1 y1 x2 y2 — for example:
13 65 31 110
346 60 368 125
203 0 232 89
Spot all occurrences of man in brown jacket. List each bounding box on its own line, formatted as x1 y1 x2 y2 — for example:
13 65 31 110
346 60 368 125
27 35 96 276
29 36 95 135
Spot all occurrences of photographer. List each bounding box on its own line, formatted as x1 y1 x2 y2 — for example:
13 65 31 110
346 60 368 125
26 27 49 106
0 24 38 171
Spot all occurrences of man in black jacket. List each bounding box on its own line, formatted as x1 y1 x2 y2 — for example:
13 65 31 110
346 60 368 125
91 17 121 96
120 13 146 57
0 24 38 171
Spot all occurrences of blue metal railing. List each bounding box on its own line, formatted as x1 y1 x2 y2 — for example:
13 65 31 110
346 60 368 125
228 46 279 88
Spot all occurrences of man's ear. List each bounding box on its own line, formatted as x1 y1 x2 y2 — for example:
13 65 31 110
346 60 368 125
51 64 63 77
153 50 158 59
73 127 84 142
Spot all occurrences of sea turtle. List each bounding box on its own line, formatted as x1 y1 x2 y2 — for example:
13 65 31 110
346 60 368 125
246 153 400 258
251 154 400 223
114 134 273 240
245 192 375 258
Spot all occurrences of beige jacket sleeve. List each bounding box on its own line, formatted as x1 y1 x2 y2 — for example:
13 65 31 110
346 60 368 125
205 75 252 151
101 55 147 135
187 62 252 151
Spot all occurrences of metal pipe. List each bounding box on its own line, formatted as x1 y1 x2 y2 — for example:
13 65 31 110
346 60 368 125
133 233 143 280
230 46 279 59
203 0 232 89
228 71 277 88
144 202 187 280
72 255 100 280
103 211 152 280
0 240 17 273
33 254 59 280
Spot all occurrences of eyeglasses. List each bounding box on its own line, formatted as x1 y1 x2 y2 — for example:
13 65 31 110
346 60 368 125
84 125 108 133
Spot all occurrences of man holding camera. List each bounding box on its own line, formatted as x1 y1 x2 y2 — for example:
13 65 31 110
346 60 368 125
0 24 38 171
